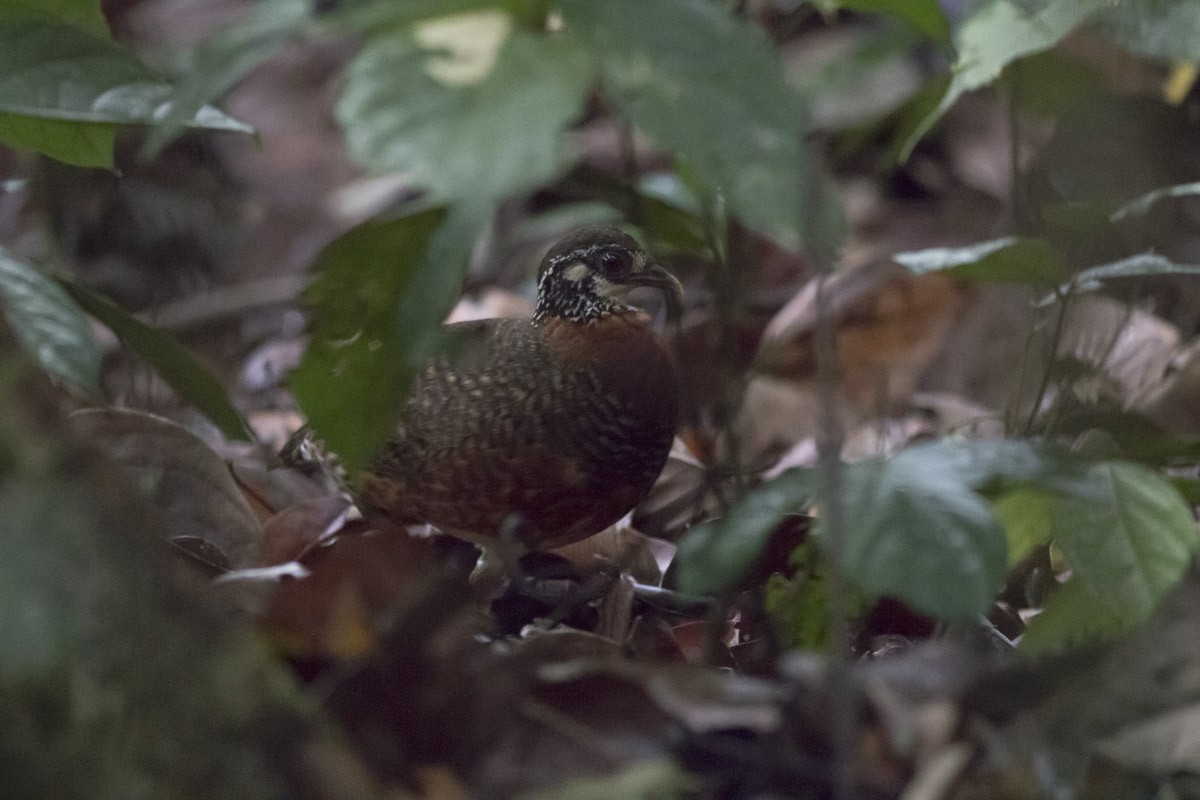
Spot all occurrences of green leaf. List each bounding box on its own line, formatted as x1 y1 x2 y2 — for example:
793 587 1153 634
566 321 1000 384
1019 575 1126 656
141 0 309 158
1171 476 1200 507
0 14 252 165
0 249 99 396
318 0 517 34
1003 50 1108 120
764 542 869 650
0 0 108 35
820 0 951 47
0 484 86 680
290 204 487 475
561 0 810 250
900 0 1109 160
0 412 305 797
894 236 1067 287
675 469 813 596
1111 181 1200 221
819 439 1095 621
0 113 113 168
59 280 251 441
558 167 709 254
994 488 1054 567
1051 462 1197 624
1055 409 1200 467
826 445 1009 620
1099 0 1200 61
828 66 943 167
337 11 591 203
1068 253 1200 293
971 454 1197 653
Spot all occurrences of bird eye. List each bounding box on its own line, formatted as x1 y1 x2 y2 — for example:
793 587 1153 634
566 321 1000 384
595 247 632 276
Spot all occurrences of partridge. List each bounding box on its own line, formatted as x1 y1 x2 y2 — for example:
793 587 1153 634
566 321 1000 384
360 226 682 550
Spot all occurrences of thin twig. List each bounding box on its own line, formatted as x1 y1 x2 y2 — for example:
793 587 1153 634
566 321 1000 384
1005 322 1037 435
1008 62 1027 230
632 582 718 616
705 202 751 497
1024 286 1072 436
618 122 644 228
139 273 310 331
804 151 856 800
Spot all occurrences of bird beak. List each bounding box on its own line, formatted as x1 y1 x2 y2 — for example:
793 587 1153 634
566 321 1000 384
627 264 684 323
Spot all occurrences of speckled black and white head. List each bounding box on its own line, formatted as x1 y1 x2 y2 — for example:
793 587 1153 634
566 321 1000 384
533 226 683 326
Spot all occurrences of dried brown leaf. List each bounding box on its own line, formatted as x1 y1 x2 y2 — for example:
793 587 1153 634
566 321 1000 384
259 494 353 566
71 407 263 569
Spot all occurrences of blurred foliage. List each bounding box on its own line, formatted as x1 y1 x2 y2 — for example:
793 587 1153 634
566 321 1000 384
676 468 812 597
995 460 1198 654
895 236 1067 287
337 12 591 203
0 248 100 397
289 205 491 475
0 0 251 167
764 542 869 650
0 348 309 800
61 279 252 441
810 0 952 47
683 434 1198 644
140 0 310 158
559 0 810 249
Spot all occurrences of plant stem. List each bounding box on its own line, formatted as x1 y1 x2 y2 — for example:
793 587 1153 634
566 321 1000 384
699 192 747 500
618 122 643 228
801 146 856 799
1008 61 1029 231
1024 286 1071 435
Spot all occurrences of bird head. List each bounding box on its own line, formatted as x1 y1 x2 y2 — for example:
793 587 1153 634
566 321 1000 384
533 226 684 325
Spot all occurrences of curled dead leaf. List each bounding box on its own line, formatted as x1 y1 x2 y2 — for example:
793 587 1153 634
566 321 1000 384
71 407 263 570
756 260 964 414
634 437 712 542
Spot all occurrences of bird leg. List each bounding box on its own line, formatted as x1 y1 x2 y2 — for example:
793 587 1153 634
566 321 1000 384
451 514 533 595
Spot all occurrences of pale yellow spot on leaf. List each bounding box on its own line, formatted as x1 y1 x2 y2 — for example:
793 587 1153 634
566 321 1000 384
414 10 512 87
1164 62 1198 106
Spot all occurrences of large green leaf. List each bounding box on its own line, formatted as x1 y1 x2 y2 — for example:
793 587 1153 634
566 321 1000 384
0 249 99 396
0 484 85 681
142 0 310 158
996 461 1198 655
319 0 521 34
560 0 809 250
813 0 951 47
337 10 591 203
900 0 1109 159
0 11 251 167
820 439 1095 620
0 113 112 168
894 236 1067 287
290 204 486 475
993 487 1055 567
1099 0 1200 61
1050 462 1197 624
675 469 813 596
0 0 108 35
826 446 1009 620
60 280 251 441
1019 575 1126 656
